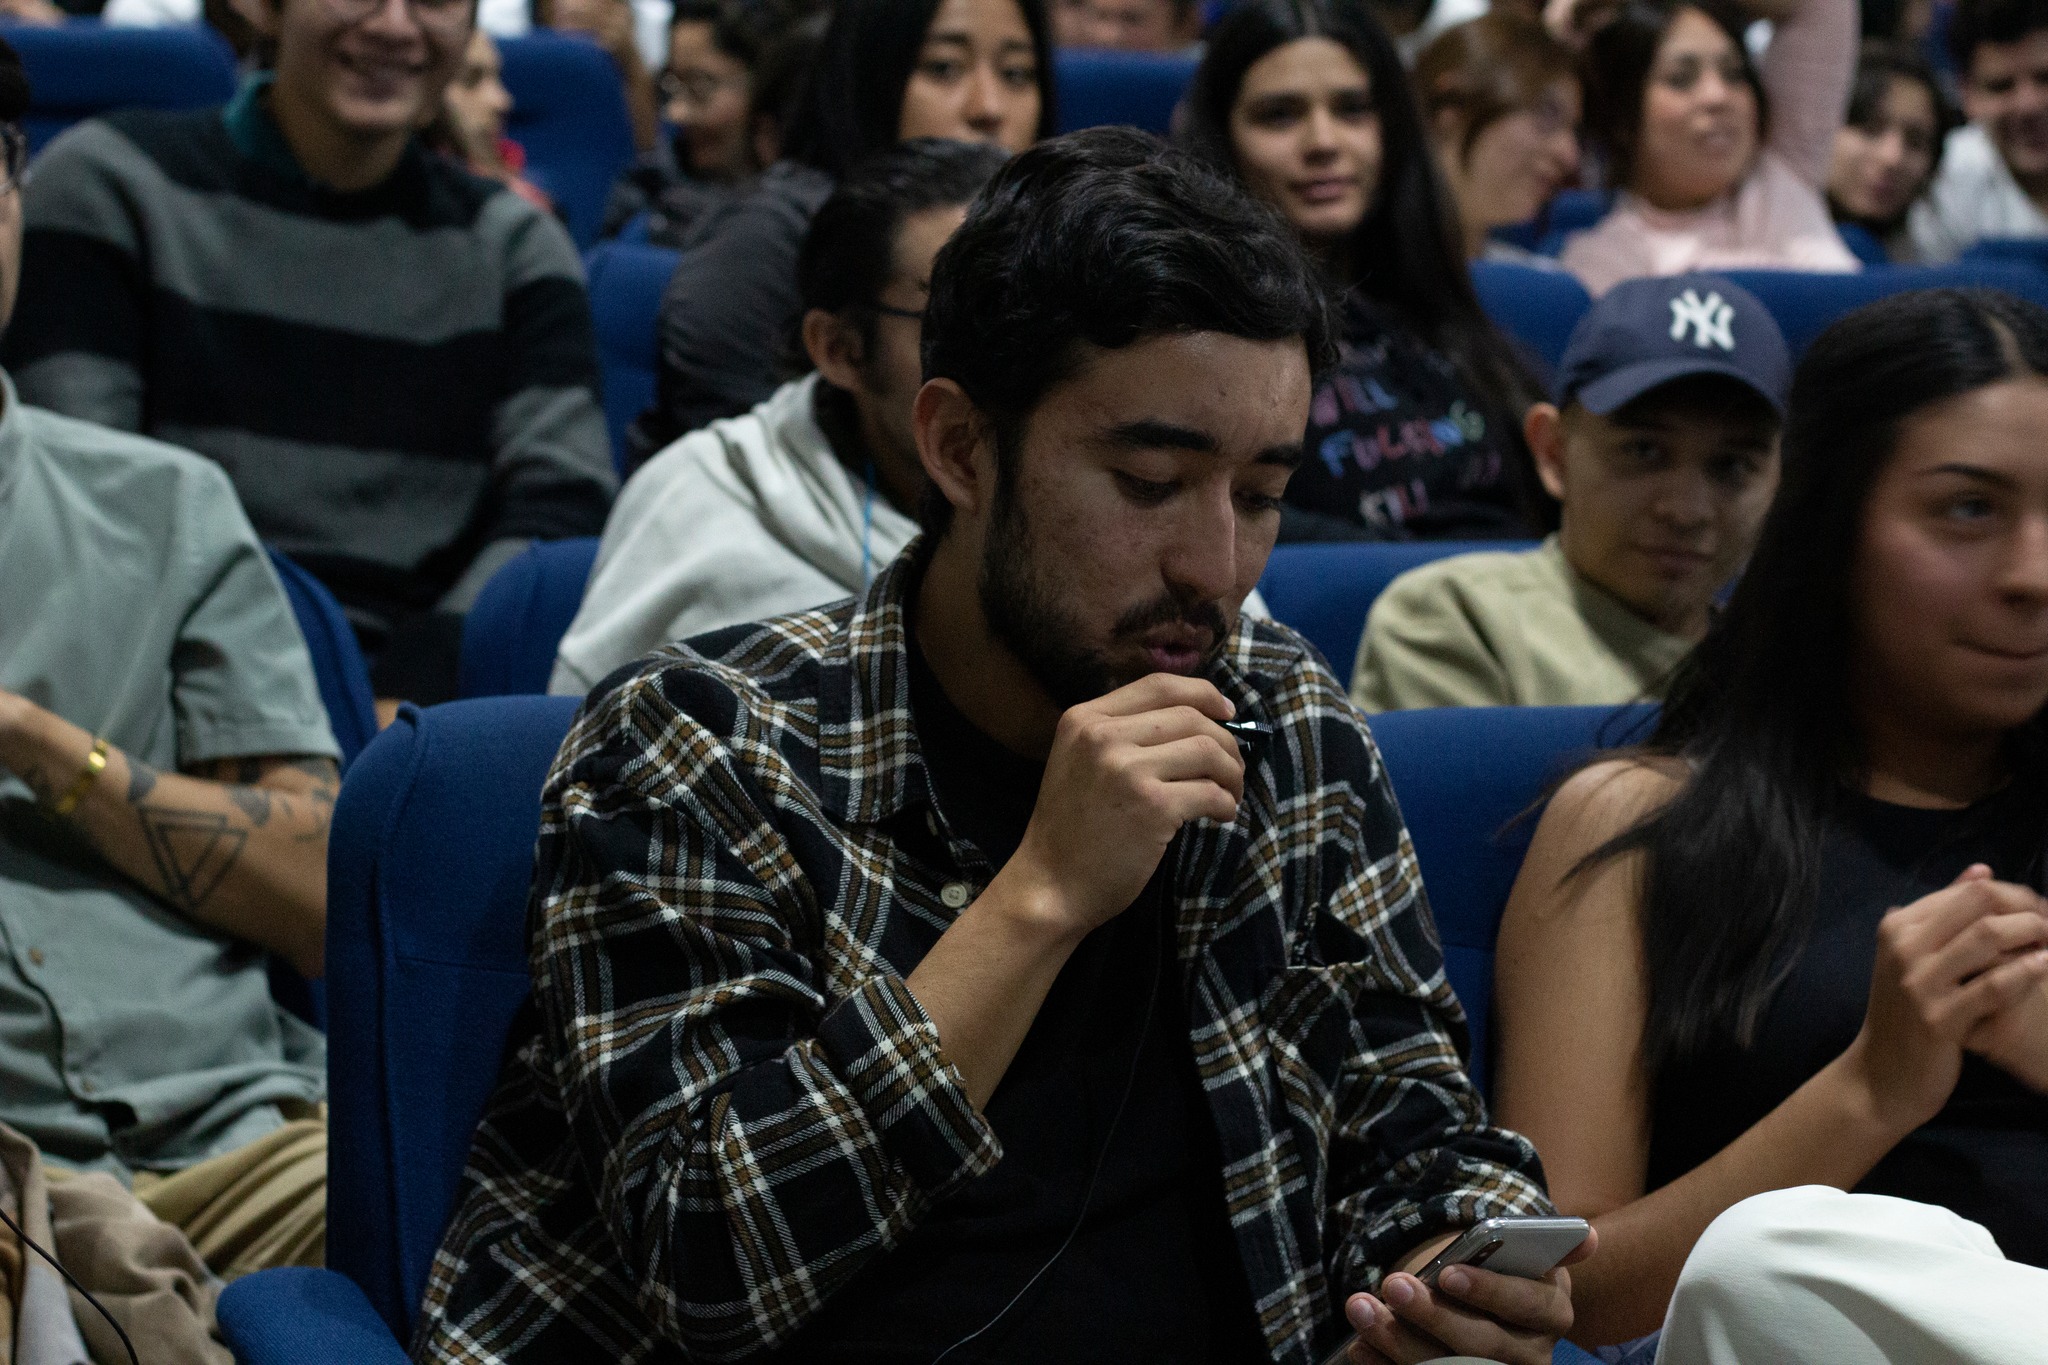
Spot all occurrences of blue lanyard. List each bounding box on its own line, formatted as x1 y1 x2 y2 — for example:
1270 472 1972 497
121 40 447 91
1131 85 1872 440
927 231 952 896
859 461 878 587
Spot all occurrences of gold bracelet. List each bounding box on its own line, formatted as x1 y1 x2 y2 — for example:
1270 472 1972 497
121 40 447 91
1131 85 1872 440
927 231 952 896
51 737 109 818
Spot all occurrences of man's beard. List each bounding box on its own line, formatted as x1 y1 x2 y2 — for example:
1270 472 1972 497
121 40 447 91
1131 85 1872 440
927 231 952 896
977 479 1233 709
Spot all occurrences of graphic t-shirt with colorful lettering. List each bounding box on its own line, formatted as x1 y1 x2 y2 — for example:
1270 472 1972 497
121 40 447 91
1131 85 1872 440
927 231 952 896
1284 295 1529 540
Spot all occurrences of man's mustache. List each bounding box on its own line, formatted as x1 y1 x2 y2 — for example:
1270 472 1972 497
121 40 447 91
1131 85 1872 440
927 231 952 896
1110 594 1229 643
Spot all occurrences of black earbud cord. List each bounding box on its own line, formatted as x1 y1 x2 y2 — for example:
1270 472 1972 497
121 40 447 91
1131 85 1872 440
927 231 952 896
928 906 1169 1365
0 1200 144 1365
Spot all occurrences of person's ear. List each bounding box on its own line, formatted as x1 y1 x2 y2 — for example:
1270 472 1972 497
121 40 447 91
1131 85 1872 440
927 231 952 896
750 112 783 171
1959 70 1992 126
914 378 994 526
802 309 867 394
1429 105 1467 159
1525 402 1570 503
238 0 281 41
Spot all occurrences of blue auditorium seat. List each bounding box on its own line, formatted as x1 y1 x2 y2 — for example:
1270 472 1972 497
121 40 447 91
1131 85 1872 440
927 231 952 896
1371 704 1654 1096
1493 187 1613 255
497 32 637 248
265 548 378 770
6 21 237 154
1722 261 2048 356
216 693 1610 1365
1259 540 1536 688
217 695 580 1356
1054 47 1199 134
584 239 681 472
1960 236 2048 272
456 537 601 697
1835 221 1891 267
1471 261 1593 372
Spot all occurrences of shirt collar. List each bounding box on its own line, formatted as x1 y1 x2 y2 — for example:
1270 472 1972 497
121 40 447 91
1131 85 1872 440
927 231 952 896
0 369 28 509
223 73 306 183
815 540 1271 828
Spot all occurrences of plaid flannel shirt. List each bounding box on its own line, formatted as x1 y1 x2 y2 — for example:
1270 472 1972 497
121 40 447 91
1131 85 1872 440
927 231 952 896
415 548 1550 1365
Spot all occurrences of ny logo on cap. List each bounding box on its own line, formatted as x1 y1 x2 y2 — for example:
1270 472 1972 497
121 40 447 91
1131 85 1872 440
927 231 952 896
1669 289 1736 351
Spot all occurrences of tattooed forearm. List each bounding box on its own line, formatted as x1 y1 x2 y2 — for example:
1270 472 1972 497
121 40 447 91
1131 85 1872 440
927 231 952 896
138 806 250 913
227 784 274 827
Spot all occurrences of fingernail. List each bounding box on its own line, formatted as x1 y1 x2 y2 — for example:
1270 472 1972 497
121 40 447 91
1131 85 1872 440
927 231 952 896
1440 1266 1470 1295
1384 1277 1415 1307
1349 1296 1379 1329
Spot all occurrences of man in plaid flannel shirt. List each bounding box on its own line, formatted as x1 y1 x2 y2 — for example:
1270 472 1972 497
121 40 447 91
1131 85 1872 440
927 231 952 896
417 128 1591 1365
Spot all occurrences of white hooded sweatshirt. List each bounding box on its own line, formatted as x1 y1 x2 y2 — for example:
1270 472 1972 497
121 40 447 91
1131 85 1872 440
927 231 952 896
550 375 918 694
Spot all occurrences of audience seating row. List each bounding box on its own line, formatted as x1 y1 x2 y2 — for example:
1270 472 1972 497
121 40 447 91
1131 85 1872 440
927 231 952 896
1474 258 2048 365
214 695 1630 1365
1259 539 1532 688
4 24 1209 250
457 537 600 697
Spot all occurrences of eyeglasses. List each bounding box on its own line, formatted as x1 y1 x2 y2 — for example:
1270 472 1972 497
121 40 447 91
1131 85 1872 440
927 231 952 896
658 68 737 106
0 126 24 196
870 302 924 322
320 0 475 32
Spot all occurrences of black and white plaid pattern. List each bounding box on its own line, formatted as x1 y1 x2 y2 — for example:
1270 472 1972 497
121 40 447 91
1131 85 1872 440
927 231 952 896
414 549 1550 1365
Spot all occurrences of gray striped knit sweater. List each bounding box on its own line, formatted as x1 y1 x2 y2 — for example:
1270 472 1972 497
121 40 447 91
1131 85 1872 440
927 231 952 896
6 78 615 661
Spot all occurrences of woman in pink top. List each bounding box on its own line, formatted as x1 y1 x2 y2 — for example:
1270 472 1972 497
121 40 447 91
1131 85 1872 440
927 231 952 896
1561 0 1859 294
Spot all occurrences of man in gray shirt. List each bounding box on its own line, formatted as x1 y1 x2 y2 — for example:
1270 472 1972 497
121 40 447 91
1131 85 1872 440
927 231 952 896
0 38 338 1277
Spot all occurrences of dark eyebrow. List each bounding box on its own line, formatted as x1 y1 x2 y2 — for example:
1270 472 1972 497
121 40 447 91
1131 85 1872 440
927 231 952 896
1920 462 2020 489
1257 443 1304 469
1101 420 1217 454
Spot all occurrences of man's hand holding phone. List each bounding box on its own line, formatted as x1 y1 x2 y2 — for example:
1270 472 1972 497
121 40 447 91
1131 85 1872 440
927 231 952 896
1331 1220 1597 1365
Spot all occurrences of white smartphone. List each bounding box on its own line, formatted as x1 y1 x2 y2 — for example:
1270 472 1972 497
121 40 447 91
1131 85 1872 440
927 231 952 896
1319 1216 1591 1365
1414 1215 1590 1287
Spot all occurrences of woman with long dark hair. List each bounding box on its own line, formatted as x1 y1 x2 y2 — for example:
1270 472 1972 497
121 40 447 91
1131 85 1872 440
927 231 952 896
1826 38 1956 261
629 0 1056 468
1184 0 1552 541
1492 289 2048 1352
1561 0 1859 293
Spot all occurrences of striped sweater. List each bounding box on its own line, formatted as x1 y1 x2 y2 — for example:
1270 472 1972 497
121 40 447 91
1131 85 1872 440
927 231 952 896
6 78 615 652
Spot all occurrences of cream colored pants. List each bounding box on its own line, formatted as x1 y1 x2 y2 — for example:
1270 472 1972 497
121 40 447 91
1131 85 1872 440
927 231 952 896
1654 1186 2048 1364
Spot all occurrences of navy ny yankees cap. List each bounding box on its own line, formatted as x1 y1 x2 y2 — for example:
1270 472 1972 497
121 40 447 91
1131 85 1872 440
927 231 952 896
1557 273 1792 418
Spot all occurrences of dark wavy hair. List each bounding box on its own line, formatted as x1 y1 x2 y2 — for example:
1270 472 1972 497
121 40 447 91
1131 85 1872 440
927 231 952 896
1181 0 1550 528
1582 289 2048 1078
1582 0 1767 193
797 138 1011 351
781 0 1058 179
920 126 1337 536
1950 0 2048 74
1830 39 1959 236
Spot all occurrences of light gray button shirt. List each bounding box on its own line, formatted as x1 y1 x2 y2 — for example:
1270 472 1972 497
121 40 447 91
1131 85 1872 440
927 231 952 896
0 369 335 1176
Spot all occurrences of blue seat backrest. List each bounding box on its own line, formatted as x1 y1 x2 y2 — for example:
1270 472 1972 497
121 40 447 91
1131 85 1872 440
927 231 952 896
1370 704 1654 1093
8 20 239 154
1054 48 1199 135
1961 236 2048 271
1835 221 1891 267
1470 262 1593 372
265 548 378 771
497 32 636 248
584 240 682 473
1259 541 1536 689
457 538 601 698
1722 262 2048 355
325 695 580 1337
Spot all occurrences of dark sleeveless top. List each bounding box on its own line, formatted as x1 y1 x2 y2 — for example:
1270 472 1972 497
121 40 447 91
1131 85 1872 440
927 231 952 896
1645 786 2048 1265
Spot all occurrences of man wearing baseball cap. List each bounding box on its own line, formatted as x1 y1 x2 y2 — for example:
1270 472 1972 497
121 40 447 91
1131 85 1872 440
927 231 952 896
1351 273 1792 711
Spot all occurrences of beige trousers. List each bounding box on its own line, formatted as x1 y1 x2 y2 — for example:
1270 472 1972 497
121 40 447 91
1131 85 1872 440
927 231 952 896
1654 1185 2048 1364
129 1115 327 1281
